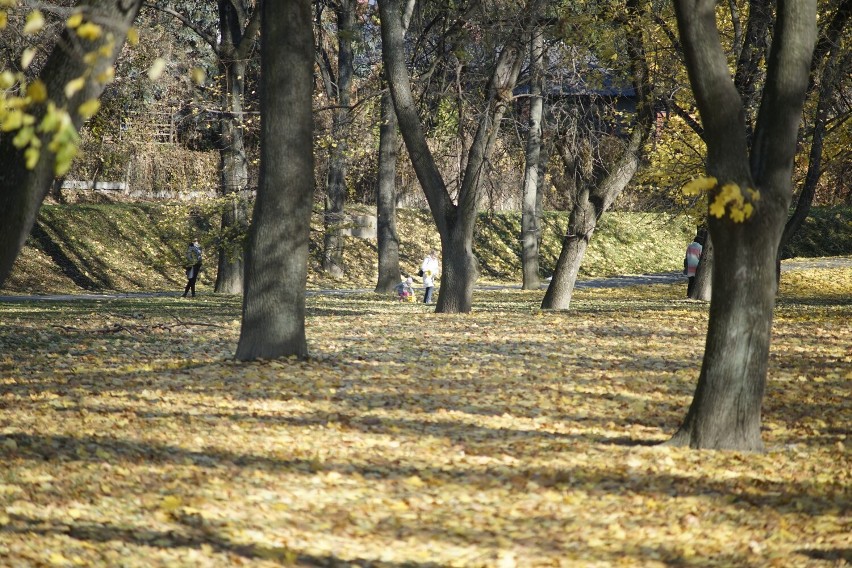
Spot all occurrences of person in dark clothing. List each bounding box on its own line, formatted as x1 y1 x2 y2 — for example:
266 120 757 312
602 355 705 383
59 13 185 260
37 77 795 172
182 241 202 298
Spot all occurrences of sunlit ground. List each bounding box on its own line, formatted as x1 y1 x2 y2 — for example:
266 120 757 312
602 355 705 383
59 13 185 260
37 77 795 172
1 267 849 567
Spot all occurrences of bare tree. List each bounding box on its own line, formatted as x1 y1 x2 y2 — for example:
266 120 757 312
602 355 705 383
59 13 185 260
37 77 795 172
144 0 261 294
540 0 655 310
379 0 535 313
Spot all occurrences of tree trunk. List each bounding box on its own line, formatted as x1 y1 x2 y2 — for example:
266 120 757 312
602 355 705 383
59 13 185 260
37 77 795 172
374 85 403 293
668 221 780 450
0 0 142 286
322 0 356 279
236 0 314 360
215 58 249 294
541 120 649 309
667 0 815 451
539 127 645 310
521 26 545 291
435 221 480 313
690 233 712 301
540 199 593 310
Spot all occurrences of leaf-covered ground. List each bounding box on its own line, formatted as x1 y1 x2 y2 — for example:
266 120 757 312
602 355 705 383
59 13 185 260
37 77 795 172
1 268 849 567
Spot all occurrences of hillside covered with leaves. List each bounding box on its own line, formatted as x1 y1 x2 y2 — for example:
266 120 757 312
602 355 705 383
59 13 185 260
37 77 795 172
4 203 851 296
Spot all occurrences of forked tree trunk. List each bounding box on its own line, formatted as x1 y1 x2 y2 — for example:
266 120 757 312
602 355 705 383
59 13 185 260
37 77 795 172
436 222 480 313
379 0 530 313
540 0 652 310
236 0 314 360
541 121 649 309
669 218 783 450
667 0 815 451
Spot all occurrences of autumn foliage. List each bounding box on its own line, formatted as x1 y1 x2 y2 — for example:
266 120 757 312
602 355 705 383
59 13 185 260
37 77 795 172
1 265 849 566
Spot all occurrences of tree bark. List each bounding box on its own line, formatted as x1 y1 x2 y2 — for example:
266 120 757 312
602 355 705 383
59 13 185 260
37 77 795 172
667 0 816 451
540 197 593 309
235 0 314 360
0 0 143 287
322 0 356 279
374 84 403 293
521 26 545 291
214 54 250 294
777 5 851 263
374 1 413 294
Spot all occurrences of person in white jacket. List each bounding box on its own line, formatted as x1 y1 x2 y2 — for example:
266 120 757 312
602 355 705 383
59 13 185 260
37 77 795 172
420 250 440 304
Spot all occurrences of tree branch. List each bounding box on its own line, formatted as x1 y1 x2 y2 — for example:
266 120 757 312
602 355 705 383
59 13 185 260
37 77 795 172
143 1 218 53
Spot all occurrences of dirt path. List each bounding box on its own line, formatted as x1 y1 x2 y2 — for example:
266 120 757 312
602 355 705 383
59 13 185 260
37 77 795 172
1 256 850 302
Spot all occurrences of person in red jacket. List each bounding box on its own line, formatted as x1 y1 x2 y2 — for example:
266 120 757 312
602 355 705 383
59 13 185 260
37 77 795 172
684 233 704 297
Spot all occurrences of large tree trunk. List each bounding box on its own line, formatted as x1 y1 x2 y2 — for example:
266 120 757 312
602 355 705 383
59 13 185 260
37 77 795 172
374 85 403 293
322 0 356 279
214 57 249 294
236 0 314 360
437 225 480 313
521 26 545 291
669 220 781 450
667 0 815 451
0 0 142 286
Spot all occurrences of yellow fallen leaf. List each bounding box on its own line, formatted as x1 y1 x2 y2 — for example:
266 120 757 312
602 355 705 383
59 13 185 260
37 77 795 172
160 495 182 512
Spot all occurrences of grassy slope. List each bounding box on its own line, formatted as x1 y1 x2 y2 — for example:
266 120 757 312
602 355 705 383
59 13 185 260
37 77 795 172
3 203 850 294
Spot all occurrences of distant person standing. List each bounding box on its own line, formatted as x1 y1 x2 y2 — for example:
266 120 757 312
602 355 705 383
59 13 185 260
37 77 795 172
420 250 440 304
182 240 202 298
684 233 703 297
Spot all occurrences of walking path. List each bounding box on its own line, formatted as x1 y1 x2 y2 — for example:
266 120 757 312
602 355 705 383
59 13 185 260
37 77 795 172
1 256 850 302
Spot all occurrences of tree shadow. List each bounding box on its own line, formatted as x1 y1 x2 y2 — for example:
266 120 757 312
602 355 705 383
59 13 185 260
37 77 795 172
30 222 102 290
797 548 852 563
1 514 442 567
